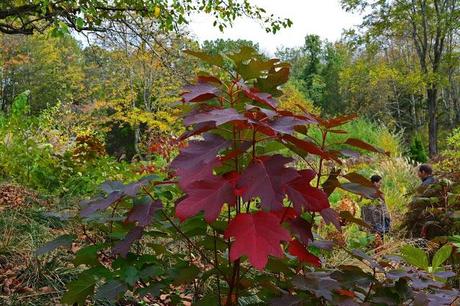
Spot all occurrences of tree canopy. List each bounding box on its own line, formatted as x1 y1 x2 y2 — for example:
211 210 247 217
0 0 292 35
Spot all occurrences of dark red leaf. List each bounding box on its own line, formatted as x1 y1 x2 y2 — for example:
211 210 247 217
322 114 357 129
344 138 386 155
182 82 220 103
224 211 290 270
171 133 230 173
123 177 154 197
251 121 277 137
295 104 319 122
350 249 382 270
340 149 361 158
320 208 341 231
273 207 298 221
322 168 341 196
238 83 278 109
339 183 379 199
336 289 355 298
310 240 334 250
176 159 220 189
281 134 332 160
184 108 246 127
292 272 340 301
245 104 277 119
339 211 372 229
328 129 348 134
80 191 123 217
288 239 321 267
237 155 298 211
197 75 222 84
176 175 236 223
219 141 251 163
343 172 375 188
289 217 313 245
112 226 144 257
178 122 215 141
127 200 163 226
269 116 311 135
269 295 303 306
285 169 330 213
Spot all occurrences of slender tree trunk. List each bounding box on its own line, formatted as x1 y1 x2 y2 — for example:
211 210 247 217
427 87 438 157
454 96 460 125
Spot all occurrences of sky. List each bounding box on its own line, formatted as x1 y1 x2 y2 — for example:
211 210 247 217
188 0 363 55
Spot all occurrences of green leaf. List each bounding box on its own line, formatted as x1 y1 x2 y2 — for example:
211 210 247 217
180 215 207 236
121 266 139 286
266 258 292 274
228 46 258 67
432 244 452 270
139 265 164 280
74 244 105 266
62 274 96 305
169 264 200 285
401 245 429 270
184 50 224 67
200 236 227 251
61 267 110 305
139 283 165 297
94 279 127 303
195 293 219 306
448 235 460 248
36 234 76 256
75 17 85 30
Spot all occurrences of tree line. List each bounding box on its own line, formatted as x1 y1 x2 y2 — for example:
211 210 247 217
1 0 459 157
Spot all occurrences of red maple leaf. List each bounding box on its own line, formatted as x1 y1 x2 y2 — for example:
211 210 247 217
237 155 298 211
225 211 290 270
281 134 332 160
184 108 246 127
176 159 220 189
171 133 230 185
182 82 220 103
288 239 321 267
320 207 341 231
289 216 313 245
268 116 311 135
175 174 236 223
285 169 330 213
237 82 278 109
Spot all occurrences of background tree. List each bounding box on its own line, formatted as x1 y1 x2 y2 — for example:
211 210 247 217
342 0 460 156
0 33 85 113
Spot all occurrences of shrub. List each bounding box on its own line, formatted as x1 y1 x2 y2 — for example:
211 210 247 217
308 118 404 157
409 134 428 163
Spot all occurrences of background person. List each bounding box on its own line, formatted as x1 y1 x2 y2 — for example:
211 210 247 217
360 175 391 237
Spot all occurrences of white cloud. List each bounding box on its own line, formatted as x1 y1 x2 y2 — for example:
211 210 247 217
188 0 362 55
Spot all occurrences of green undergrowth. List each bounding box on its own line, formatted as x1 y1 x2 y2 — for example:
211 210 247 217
0 200 80 306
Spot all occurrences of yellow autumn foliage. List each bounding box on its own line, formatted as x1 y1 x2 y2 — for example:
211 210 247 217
279 82 320 115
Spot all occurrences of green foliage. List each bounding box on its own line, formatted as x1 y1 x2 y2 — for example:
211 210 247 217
401 245 429 270
1 33 85 113
308 118 404 157
0 0 292 35
401 244 453 273
0 92 141 197
409 135 428 163
376 157 418 212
